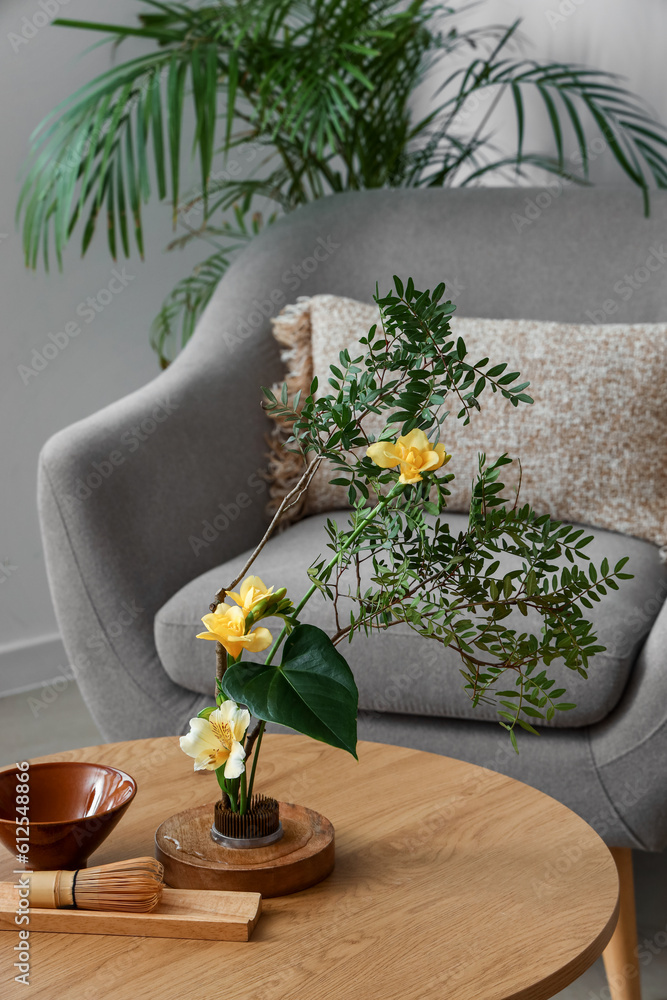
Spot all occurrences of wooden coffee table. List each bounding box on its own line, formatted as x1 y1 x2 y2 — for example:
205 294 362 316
0 735 619 1000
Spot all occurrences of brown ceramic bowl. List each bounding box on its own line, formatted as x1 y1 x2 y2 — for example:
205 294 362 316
0 761 137 870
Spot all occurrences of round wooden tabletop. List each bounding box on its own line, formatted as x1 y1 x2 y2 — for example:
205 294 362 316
0 735 619 1000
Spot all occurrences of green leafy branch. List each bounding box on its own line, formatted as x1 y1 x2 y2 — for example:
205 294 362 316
263 277 533 506
212 277 633 754
312 454 632 745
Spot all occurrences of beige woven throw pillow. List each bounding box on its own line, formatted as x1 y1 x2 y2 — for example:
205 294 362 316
267 294 667 548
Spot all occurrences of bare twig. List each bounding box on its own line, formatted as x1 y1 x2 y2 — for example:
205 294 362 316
215 642 227 683
212 455 323 607
244 720 262 759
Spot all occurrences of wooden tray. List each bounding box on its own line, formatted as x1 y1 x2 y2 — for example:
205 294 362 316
0 883 261 941
156 800 335 897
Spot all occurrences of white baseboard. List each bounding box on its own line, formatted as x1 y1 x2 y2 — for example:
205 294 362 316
0 634 69 697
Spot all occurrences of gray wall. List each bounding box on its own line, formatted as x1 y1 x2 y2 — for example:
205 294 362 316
0 0 208 693
1 0 664 694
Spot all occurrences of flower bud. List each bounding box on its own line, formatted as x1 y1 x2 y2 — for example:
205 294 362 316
249 597 269 618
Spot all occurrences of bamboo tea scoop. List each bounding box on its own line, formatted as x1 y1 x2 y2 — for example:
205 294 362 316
23 857 164 912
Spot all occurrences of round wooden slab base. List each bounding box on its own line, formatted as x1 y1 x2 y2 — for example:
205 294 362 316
155 801 335 897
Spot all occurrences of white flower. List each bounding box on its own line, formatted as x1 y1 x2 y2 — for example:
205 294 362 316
179 700 250 778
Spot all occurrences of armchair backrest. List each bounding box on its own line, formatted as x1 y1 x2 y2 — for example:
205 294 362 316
187 186 667 383
39 186 667 741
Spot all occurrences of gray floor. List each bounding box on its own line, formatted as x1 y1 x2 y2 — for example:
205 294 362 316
2 677 104 764
2 680 666 999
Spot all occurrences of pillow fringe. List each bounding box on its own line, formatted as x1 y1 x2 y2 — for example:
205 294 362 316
266 299 313 524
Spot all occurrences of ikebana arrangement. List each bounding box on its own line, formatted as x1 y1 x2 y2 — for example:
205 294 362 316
178 276 631 839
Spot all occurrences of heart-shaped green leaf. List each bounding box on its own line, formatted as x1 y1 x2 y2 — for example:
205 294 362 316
220 624 358 758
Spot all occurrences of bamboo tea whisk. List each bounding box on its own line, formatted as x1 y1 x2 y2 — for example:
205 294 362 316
24 857 164 913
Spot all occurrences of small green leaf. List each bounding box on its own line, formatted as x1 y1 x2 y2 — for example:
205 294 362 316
516 718 540 735
521 706 544 718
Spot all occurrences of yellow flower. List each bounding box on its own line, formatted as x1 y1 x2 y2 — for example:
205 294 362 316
197 604 272 659
366 428 451 485
179 701 250 776
227 576 274 614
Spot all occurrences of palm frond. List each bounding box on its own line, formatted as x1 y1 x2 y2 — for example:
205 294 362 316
151 247 238 365
153 218 267 351
17 16 227 269
18 0 667 361
437 56 667 202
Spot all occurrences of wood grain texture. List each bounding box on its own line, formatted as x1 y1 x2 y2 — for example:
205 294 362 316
602 848 642 1000
156 800 335 896
0 735 619 1000
0 884 261 941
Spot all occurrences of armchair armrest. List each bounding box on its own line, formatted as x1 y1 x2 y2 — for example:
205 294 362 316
590 597 667 851
37 231 303 739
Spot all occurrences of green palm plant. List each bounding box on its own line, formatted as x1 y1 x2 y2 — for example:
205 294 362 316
18 0 667 365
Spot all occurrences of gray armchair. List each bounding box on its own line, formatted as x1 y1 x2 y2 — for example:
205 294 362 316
39 187 667 851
